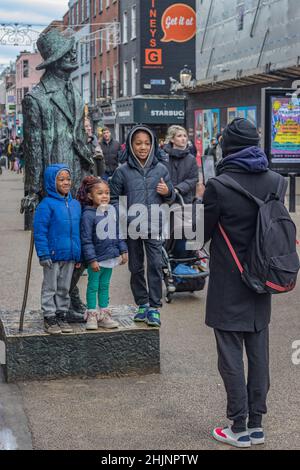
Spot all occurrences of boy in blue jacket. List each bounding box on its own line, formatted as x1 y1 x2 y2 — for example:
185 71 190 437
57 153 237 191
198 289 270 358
34 164 81 335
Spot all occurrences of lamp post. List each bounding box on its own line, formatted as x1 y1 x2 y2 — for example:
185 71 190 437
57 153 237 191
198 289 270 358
170 65 195 129
180 65 193 88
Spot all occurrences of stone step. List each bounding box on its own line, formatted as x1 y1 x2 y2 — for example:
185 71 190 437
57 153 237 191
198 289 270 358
0 306 160 383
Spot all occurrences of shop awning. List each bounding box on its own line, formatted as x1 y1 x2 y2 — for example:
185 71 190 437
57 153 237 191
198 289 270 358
190 65 300 94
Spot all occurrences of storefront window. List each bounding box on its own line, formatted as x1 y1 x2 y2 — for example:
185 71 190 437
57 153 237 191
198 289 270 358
227 106 257 125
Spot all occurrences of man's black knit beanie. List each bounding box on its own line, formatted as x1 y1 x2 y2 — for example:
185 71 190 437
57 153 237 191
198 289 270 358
221 117 259 157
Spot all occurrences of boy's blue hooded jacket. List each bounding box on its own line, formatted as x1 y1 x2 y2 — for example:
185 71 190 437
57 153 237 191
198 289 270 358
33 164 81 262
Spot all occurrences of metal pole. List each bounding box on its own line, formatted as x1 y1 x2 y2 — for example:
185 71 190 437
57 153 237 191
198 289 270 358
289 173 297 213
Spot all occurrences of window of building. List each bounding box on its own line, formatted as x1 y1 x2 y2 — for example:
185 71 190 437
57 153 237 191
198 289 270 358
75 2 79 24
113 18 118 48
23 60 29 78
131 57 136 96
81 0 85 22
106 68 110 97
106 27 110 51
81 73 89 104
99 30 103 54
17 88 22 105
113 64 118 100
91 38 96 58
23 87 29 97
100 71 105 97
131 5 136 40
93 73 97 105
81 43 84 65
93 0 97 17
99 0 103 12
106 0 110 8
123 11 128 44
86 42 89 63
123 61 128 97
86 0 90 19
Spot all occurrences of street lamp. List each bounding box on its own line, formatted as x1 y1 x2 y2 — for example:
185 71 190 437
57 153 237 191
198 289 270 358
180 65 193 88
169 65 196 94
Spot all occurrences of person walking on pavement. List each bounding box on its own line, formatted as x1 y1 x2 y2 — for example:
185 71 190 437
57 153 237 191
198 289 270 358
100 128 121 180
198 118 287 448
33 164 81 335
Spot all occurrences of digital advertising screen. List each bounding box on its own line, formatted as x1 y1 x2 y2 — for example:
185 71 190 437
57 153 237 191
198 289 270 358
262 88 300 174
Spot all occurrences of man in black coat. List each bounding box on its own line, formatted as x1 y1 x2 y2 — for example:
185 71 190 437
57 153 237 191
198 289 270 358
100 128 121 179
201 118 286 447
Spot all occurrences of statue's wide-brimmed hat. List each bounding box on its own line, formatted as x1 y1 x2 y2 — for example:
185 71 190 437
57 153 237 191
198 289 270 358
36 29 75 70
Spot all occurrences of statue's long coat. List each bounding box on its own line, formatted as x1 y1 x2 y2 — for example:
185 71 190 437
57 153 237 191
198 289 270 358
22 71 91 197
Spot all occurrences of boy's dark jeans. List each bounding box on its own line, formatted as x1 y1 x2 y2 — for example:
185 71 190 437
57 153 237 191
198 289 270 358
214 327 270 432
127 238 162 309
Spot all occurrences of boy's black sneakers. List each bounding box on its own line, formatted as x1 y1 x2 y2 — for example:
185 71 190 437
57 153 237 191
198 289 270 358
56 312 73 333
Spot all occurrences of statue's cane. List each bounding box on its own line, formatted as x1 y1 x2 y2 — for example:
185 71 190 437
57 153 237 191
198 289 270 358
19 229 34 332
19 197 37 332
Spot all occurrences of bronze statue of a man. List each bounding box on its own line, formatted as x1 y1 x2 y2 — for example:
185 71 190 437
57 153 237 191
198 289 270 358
22 28 94 207
22 29 94 320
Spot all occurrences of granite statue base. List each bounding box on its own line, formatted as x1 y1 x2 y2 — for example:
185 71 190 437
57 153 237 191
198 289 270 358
0 306 160 383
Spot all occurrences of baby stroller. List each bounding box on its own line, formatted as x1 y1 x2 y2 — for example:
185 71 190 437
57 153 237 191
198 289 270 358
162 193 209 303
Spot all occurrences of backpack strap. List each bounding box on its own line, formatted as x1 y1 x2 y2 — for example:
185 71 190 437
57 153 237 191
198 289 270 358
211 174 264 207
218 223 244 274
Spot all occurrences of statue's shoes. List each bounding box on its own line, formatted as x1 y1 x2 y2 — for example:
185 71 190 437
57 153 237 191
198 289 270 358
66 310 86 323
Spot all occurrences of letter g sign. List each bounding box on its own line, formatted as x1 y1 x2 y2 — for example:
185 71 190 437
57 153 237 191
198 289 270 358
145 49 162 65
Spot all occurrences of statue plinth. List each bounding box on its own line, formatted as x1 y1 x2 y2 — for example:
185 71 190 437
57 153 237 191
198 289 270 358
0 306 160 383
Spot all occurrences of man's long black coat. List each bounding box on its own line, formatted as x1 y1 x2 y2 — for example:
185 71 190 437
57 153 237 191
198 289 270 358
203 168 285 332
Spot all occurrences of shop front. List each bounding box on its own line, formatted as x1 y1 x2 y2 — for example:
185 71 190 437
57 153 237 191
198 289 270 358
186 78 297 160
193 105 257 159
116 97 186 143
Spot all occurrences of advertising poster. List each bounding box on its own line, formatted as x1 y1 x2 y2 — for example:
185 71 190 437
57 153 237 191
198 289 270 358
194 109 203 165
194 108 220 165
271 97 300 156
140 1 196 95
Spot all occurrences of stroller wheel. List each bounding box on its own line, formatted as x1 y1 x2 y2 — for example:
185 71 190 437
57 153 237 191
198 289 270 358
165 294 173 304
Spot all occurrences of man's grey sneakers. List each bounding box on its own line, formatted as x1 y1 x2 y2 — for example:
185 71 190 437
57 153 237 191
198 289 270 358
44 316 62 335
212 426 251 448
248 427 265 445
98 308 119 329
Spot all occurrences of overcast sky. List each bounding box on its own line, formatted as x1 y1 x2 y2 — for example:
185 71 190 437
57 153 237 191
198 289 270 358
0 0 69 68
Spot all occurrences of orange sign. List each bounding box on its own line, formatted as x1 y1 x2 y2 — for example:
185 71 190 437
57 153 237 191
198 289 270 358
161 3 196 43
145 48 162 65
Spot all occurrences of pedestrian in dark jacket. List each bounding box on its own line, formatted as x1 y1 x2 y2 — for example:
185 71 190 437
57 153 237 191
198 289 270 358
100 128 121 179
79 176 128 330
33 164 81 335
110 125 175 327
164 125 199 203
199 118 287 447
